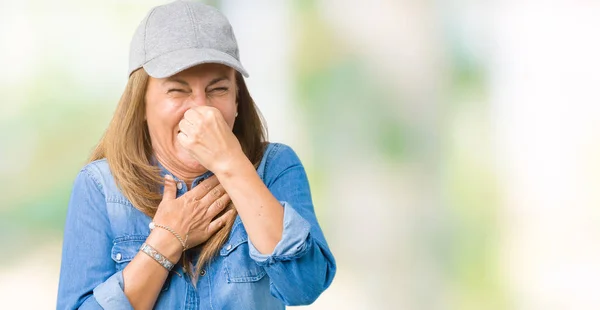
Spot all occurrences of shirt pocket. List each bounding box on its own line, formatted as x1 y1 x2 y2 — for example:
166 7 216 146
111 235 171 291
219 223 266 283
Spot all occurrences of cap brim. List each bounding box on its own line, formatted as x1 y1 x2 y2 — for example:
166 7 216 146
143 48 249 78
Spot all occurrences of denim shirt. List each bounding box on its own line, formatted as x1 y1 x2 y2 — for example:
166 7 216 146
57 143 336 309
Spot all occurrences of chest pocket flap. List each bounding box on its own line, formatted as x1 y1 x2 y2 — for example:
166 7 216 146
219 219 266 283
111 235 171 291
111 235 146 264
220 220 248 256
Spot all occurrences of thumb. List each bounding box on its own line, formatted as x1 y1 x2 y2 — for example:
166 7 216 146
162 174 177 200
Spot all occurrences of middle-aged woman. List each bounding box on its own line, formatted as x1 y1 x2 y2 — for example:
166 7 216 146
56 1 336 309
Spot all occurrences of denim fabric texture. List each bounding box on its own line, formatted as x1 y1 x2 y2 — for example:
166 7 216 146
57 143 336 309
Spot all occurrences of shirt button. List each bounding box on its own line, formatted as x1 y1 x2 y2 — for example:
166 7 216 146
115 253 122 261
200 269 206 276
176 182 183 190
226 244 232 251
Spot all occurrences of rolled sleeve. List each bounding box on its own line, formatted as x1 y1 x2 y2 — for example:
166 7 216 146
57 165 134 310
248 201 311 265
93 271 133 310
243 143 336 305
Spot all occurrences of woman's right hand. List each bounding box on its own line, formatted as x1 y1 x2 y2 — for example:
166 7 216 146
145 174 235 262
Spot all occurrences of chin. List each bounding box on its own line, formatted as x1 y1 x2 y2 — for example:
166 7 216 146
178 152 206 171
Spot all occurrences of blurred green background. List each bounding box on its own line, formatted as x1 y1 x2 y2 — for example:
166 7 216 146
2 0 600 309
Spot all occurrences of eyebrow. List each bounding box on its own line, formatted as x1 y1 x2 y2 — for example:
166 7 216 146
163 76 231 88
164 77 189 87
206 76 230 87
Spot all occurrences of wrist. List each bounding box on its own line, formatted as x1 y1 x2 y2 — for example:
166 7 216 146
146 229 183 263
213 150 253 178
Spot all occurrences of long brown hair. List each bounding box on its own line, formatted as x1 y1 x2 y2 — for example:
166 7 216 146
90 68 267 281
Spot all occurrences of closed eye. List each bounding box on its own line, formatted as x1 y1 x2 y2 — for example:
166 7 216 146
167 88 188 93
210 87 229 92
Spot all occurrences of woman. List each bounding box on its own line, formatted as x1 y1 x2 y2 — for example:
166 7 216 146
56 1 336 309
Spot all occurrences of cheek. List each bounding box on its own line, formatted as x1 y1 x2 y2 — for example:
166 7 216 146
224 94 238 128
146 99 186 135
219 105 237 129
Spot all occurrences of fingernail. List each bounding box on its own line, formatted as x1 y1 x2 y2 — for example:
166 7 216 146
165 174 173 181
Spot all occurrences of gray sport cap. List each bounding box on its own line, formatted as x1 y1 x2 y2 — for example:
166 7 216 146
128 0 248 78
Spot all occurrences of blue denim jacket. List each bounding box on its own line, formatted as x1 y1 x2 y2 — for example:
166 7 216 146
57 143 336 309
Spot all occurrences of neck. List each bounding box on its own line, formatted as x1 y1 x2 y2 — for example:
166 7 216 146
154 153 208 187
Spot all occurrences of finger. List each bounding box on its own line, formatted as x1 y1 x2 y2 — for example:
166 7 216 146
206 209 235 235
206 193 231 219
184 108 202 125
186 175 220 199
191 184 225 209
162 175 177 200
176 131 191 146
209 184 224 199
201 106 222 120
178 118 191 135
200 184 225 206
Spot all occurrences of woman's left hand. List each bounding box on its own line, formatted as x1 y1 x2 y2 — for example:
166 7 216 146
177 106 244 174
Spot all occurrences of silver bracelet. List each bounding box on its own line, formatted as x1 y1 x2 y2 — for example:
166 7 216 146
140 243 175 271
149 222 188 251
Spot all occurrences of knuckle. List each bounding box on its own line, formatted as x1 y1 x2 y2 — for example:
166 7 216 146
199 180 210 189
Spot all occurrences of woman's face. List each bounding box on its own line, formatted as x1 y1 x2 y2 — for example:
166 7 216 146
145 63 238 172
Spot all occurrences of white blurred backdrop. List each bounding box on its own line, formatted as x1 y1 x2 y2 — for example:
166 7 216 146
1 0 599 309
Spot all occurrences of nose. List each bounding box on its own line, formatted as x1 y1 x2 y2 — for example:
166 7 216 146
185 92 208 108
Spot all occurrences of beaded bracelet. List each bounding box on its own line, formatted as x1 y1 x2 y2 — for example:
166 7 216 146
139 243 174 271
149 222 188 250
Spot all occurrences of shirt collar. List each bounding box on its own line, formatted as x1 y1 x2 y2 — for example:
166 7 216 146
152 157 214 191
